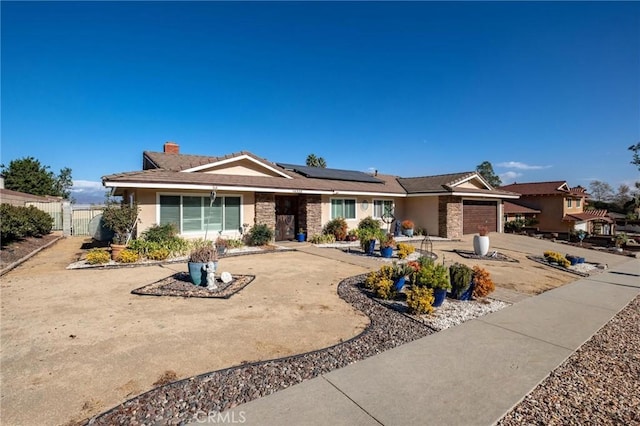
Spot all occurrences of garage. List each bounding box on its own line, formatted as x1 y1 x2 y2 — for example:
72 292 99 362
463 200 498 234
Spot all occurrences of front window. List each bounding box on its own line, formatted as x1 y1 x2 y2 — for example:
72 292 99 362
576 198 581 208
331 199 356 219
159 194 241 233
373 200 393 219
567 198 573 208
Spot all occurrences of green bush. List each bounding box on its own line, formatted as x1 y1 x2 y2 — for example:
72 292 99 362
504 219 525 233
358 216 381 232
0 203 53 243
323 217 348 241
86 248 110 264
415 261 451 290
147 248 170 260
248 223 273 246
142 223 178 243
449 262 473 298
309 233 336 244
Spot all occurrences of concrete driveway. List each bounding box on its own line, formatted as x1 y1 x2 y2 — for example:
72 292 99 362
0 233 631 425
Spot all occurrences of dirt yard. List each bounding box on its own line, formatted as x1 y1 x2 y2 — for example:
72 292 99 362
0 237 370 425
0 233 631 425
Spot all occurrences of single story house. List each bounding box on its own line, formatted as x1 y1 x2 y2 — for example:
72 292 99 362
102 142 520 240
499 181 613 235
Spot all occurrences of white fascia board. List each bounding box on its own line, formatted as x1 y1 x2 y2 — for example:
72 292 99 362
180 154 293 179
332 190 407 197
455 173 492 190
452 191 520 199
103 181 331 194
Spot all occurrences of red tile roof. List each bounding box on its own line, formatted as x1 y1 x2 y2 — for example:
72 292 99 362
503 201 541 214
563 209 613 223
500 181 589 197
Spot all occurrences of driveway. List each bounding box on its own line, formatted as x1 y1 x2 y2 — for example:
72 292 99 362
0 234 631 425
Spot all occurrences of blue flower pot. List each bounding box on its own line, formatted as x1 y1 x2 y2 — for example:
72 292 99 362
296 233 305 242
459 282 475 301
380 246 393 258
432 288 447 307
394 276 406 292
365 239 376 255
403 228 414 237
188 262 206 286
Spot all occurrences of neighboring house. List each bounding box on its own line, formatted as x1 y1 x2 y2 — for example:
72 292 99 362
503 201 540 224
499 181 613 235
0 187 62 207
102 142 520 240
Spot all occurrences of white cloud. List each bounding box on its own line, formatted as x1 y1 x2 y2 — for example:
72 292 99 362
71 180 104 193
499 171 522 183
497 161 551 170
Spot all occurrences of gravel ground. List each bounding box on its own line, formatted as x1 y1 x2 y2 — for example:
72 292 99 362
498 294 640 426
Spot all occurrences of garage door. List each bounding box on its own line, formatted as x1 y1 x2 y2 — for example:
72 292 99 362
463 200 497 234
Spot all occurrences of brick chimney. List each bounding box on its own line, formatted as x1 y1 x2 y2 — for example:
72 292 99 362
163 141 179 154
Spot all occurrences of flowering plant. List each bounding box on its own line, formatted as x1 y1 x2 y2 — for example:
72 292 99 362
401 219 414 230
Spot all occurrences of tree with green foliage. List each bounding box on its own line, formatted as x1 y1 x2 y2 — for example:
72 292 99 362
476 161 502 187
1 157 73 199
306 154 327 168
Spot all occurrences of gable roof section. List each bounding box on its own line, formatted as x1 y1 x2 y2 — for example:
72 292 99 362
499 181 588 197
398 172 519 198
563 209 613 223
143 150 291 178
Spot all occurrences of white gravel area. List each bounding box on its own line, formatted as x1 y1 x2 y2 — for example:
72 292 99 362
414 298 510 331
567 262 599 274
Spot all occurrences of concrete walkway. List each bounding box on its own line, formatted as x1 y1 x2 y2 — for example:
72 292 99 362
220 257 639 426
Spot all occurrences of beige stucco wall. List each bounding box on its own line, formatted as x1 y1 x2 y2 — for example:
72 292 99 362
200 159 282 177
131 188 255 239
457 179 485 190
404 196 439 236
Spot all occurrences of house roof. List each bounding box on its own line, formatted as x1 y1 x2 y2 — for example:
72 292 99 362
397 172 519 198
503 201 541 214
143 150 282 173
103 168 407 195
499 181 588 197
563 209 613 223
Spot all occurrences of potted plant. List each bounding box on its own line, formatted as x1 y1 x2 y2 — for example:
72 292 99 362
392 262 413 291
296 228 306 242
414 260 451 307
215 237 229 256
379 233 396 258
188 242 218 286
101 199 140 260
346 229 358 242
473 225 490 256
357 228 380 255
401 219 415 237
448 262 474 300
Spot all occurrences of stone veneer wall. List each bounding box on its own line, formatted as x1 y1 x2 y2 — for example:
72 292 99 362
438 195 463 239
254 193 276 235
299 194 322 237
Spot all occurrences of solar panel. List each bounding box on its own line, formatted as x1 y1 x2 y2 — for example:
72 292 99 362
277 163 383 183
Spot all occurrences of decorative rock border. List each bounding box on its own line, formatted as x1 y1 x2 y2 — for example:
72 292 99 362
131 273 256 299
454 249 519 263
87 275 434 425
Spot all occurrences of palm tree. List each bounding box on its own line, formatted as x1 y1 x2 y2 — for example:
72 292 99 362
306 154 327 168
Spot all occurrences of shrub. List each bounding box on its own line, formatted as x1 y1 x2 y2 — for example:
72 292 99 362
543 251 570 268
225 238 244 249
248 223 273 246
323 217 348 241
406 286 434 315
364 265 396 299
0 204 53 243
189 244 217 263
358 216 381 232
396 243 415 259
504 219 525 233
380 233 396 249
309 234 336 244
86 248 110 264
415 262 450 290
116 249 139 263
472 266 495 298
147 248 170 261
142 223 178 243
102 200 139 244
449 262 473 298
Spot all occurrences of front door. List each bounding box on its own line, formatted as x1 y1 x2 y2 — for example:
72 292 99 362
275 196 298 240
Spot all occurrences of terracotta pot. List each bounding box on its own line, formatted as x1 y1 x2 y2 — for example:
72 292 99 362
110 244 127 261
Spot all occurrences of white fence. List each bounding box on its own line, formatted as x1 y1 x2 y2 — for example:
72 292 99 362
25 202 104 236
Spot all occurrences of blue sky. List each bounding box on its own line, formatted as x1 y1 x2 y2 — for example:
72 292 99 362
2 1 639 203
